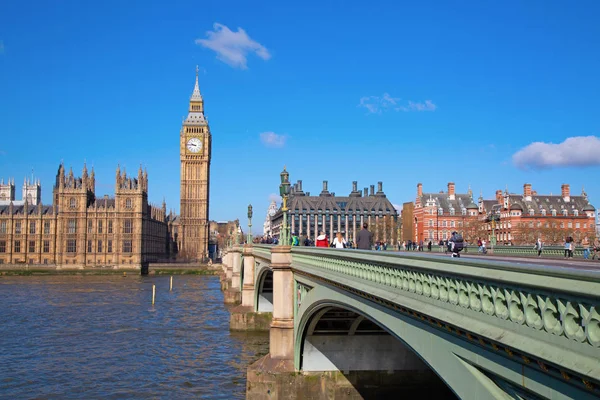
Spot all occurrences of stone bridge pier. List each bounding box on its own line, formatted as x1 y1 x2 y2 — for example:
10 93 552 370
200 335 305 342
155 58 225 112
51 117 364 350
229 244 272 331
219 250 232 291
223 246 242 304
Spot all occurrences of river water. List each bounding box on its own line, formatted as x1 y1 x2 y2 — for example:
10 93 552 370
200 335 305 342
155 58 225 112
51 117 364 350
0 275 269 399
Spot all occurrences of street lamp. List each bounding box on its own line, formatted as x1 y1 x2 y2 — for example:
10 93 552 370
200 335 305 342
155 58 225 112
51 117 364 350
279 166 291 246
247 204 253 244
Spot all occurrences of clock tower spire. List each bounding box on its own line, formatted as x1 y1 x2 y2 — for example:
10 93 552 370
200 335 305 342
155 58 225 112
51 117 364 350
179 67 212 261
189 65 204 113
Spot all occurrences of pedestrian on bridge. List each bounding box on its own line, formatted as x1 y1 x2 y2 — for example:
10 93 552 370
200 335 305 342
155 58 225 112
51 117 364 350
332 232 347 249
356 223 373 250
592 239 600 260
535 238 543 257
316 230 329 248
582 236 591 259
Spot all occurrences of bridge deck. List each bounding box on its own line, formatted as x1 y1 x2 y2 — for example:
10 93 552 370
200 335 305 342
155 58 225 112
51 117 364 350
398 251 600 272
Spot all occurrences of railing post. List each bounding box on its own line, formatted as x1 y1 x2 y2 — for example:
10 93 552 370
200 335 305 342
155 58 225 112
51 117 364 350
241 244 255 308
269 245 294 361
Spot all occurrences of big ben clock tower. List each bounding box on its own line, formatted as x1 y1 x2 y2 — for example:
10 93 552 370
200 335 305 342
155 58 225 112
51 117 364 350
180 66 211 260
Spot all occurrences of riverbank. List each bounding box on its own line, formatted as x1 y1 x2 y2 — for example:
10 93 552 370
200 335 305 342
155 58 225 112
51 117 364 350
0 263 222 276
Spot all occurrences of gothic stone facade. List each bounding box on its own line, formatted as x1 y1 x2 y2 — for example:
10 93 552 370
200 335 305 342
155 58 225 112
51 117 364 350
179 68 211 261
0 164 169 268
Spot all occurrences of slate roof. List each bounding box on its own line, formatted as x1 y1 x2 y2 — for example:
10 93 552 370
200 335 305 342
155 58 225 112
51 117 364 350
93 197 115 208
288 194 396 214
285 183 397 216
479 193 595 216
184 112 208 126
482 200 500 213
419 192 477 214
507 194 594 215
0 204 54 216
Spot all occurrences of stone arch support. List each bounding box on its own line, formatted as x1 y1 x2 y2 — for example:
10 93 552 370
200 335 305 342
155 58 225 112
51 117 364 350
254 265 273 313
294 280 596 400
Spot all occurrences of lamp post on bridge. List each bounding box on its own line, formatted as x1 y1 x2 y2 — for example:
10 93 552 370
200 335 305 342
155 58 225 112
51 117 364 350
247 204 253 244
279 166 291 246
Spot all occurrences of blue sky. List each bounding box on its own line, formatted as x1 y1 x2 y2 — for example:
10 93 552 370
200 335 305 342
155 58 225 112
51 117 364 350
1 0 599 230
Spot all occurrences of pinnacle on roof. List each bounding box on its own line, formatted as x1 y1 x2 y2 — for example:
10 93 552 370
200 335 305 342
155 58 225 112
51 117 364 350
190 65 203 102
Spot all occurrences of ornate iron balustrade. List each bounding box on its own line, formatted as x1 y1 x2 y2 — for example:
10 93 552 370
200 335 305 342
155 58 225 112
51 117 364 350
397 245 589 258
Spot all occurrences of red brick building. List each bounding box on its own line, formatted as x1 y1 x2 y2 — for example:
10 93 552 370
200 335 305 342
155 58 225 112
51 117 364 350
412 182 596 245
413 182 479 244
478 184 596 245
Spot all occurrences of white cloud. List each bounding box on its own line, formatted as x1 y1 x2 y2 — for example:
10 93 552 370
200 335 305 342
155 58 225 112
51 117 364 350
358 94 436 114
396 100 437 112
195 23 270 69
260 131 287 148
358 93 399 114
512 136 600 169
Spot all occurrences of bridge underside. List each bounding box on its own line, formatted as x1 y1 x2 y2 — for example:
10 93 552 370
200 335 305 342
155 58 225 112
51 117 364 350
295 278 595 400
302 307 457 398
256 268 273 313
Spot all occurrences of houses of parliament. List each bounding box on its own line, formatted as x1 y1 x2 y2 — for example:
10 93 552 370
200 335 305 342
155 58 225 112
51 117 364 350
0 69 212 268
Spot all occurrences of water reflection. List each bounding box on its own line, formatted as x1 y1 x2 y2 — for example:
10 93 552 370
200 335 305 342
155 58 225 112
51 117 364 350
0 275 268 399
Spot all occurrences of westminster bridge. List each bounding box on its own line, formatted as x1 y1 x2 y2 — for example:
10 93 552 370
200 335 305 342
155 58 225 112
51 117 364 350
220 244 600 400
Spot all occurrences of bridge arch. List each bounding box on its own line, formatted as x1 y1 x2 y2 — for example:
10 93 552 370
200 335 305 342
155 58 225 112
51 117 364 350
254 264 273 313
294 281 586 400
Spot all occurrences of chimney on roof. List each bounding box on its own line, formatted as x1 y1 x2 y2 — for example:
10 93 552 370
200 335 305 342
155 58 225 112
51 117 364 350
306 192 310 196
496 190 503 204
370 185 375 196
320 180 330 196
298 180 303 192
417 183 423 197
561 184 570 202
104 194 109 200
377 181 383 193
364 188 368 197
532 190 538 196
352 181 357 192
523 183 532 201
447 182 455 200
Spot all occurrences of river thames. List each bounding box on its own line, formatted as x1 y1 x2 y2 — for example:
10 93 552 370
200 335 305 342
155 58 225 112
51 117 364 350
0 275 269 399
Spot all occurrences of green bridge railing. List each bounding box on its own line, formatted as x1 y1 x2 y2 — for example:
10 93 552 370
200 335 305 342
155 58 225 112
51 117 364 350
394 245 593 258
289 246 600 392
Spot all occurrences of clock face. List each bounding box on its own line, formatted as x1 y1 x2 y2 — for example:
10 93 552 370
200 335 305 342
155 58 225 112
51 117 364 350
186 137 202 153
268 209 276 216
